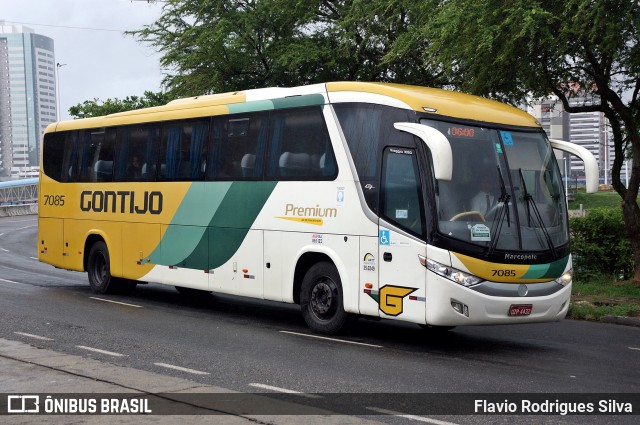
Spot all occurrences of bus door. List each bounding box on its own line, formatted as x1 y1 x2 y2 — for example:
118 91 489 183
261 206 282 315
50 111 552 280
377 147 428 324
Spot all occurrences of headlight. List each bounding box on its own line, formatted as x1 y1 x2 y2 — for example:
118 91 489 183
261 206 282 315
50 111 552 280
419 255 483 287
555 269 572 286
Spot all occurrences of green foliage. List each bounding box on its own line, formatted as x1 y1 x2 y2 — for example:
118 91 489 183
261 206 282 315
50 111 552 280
427 0 640 280
568 190 622 210
568 277 640 320
570 208 634 280
128 0 441 96
68 91 174 119
568 302 639 321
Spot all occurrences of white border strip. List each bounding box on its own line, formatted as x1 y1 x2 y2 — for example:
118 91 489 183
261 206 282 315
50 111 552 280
90 297 143 308
154 362 210 375
0 277 22 284
249 383 302 394
77 345 125 357
279 331 383 348
14 332 54 341
366 407 460 425
249 383 321 399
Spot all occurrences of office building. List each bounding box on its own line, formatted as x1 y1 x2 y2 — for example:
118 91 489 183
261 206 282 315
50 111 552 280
0 21 57 179
529 95 619 185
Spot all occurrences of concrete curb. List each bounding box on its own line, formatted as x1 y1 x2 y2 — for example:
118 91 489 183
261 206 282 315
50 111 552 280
0 338 383 424
600 315 640 327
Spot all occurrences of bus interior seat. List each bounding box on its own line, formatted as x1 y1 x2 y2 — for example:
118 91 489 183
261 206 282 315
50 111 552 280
141 163 156 179
94 160 113 181
279 152 312 177
318 152 335 176
241 153 256 177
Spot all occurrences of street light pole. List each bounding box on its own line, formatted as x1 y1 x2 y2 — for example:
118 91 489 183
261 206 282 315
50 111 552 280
564 156 568 206
55 63 67 121
604 122 608 185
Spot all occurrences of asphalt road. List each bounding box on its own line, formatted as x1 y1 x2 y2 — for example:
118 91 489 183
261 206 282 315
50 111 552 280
0 215 638 424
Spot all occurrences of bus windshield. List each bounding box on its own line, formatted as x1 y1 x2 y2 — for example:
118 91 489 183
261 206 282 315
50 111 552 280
420 119 568 255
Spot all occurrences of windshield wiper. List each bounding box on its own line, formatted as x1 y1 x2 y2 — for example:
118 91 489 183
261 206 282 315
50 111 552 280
487 167 511 257
519 168 557 259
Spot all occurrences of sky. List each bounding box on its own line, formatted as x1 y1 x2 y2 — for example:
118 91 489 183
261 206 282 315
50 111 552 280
2 0 166 120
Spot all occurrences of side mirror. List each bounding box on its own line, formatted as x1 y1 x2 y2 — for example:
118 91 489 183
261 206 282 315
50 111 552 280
549 139 599 193
394 123 453 181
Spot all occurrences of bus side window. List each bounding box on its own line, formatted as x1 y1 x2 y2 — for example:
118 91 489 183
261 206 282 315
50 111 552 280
208 113 267 180
381 147 424 236
42 132 66 182
114 125 160 182
76 131 93 182
266 106 336 180
60 131 80 182
179 120 208 181
86 129 115 182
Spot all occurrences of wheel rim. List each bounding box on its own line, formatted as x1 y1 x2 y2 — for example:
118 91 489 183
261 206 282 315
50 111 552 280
92 252 107 285
310 277 338 321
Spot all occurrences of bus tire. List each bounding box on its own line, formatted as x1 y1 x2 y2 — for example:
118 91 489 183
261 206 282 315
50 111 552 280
300 262 348 335
87 241 118 294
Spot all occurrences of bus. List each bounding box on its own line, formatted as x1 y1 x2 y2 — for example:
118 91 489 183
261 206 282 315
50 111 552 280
38 82 598 334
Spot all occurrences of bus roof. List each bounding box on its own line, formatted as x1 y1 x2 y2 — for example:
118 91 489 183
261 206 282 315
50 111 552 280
49 82 539 132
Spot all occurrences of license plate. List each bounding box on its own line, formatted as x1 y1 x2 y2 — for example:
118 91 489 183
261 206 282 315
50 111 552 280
509 304 532 316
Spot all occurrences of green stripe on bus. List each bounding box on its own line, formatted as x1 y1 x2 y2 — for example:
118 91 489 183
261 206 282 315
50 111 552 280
521 256 569 279
227 100 274 114
272 94 325 110
225 94 325 115
150 181 277 270
148 182 231 267
206 181 277 269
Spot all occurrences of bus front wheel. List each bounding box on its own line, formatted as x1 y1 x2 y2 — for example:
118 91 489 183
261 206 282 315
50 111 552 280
87 241 118 294
300 262 348 335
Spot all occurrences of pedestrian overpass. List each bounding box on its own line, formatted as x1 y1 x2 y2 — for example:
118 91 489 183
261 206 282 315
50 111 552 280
0 178 38 216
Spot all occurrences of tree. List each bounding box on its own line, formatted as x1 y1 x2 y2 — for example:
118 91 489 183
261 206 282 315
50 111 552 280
128 0 441 97
68 91 173 119
427 0 640 281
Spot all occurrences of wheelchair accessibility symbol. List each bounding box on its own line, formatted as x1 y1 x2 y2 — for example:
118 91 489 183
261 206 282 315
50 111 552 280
379 230 390 246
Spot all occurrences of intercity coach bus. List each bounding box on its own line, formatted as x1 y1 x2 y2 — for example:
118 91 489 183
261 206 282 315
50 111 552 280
38 82 598 334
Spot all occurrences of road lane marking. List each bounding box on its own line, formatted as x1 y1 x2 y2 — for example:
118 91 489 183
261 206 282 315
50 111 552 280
279 330 383 348
0 218 37 223
90 297 143 308
0 233 4 237
77 345 125 357
630 347 640 351
249 383 321 399
0 277 22 284
1 248 8 252
16 225 36 230
14 332 54 341
154 362 209 375
249 383 301 394
366 407 460 425
30 257 38 260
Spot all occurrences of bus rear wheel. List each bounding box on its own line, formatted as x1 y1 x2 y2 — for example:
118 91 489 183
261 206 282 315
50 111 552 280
87 241 123 294
300 262 348 335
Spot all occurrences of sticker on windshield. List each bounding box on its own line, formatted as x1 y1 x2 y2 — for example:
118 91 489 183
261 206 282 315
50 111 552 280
470 224 491 242
494 143 503 154
396 209 408 219
500 131 514 146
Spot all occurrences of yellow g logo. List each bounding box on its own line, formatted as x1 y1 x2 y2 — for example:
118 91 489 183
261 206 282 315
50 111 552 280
379 285 416 316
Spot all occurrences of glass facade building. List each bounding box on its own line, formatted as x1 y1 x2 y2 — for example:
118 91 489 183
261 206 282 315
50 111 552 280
0 22 56 179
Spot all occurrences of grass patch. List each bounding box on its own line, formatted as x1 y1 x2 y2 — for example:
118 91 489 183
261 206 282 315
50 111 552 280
568 190 621 210
568 276 640 321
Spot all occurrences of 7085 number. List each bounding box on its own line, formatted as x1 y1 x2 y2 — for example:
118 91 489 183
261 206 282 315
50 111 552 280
492 269 516 277
43 195 65 206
